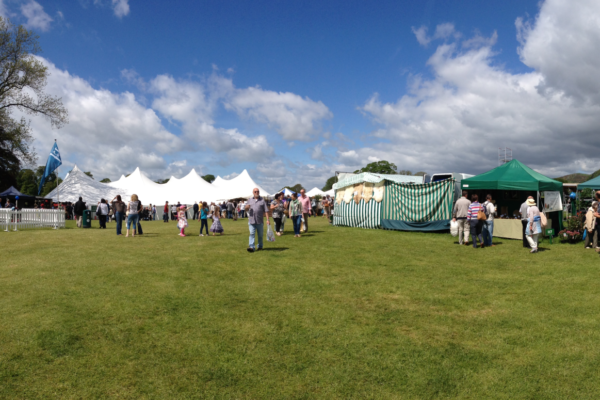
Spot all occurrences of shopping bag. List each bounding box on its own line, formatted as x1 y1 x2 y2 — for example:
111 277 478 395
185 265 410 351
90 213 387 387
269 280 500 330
267 224 276 242
301 216 306 232
450 220 459 237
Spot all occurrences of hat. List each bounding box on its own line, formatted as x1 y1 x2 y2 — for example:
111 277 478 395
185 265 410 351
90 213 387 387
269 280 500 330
526 198 536 206
179 205 186 209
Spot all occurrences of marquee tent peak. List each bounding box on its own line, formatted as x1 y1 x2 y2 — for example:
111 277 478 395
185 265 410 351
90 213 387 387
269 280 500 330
47 165 129 204
460 159 563 192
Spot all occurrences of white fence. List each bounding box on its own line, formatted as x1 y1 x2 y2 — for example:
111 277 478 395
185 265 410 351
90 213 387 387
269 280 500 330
0 209 66 231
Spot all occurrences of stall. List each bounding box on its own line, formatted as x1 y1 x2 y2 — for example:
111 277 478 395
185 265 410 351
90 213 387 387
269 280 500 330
460 160 563 240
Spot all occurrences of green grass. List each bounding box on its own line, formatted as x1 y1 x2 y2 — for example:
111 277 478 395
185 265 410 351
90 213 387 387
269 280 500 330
1 217 600 399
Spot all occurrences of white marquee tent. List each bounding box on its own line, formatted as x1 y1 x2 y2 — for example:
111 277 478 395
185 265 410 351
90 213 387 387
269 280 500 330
47 166 130 204
49 166 271 206
306 187 326 197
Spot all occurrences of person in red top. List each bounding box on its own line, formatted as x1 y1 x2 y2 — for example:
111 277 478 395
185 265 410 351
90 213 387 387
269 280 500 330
163 201 169 223
299 189 312 232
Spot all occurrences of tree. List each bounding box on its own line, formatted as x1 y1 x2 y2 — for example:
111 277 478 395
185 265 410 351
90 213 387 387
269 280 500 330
397 170 412 175
414 171 428 176
0 17 68 189
322 175 337 191
284 184 304 193
354 160 398 175
155 178 169 184
202 174 215 183
100 178 111 183
84 171 93 179
16 168 37 195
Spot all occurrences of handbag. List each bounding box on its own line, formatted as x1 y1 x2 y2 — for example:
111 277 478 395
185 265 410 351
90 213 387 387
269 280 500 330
539 211 547 227
477 207 487 221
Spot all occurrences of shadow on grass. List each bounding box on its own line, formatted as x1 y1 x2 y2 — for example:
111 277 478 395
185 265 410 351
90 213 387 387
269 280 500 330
259 248 289 252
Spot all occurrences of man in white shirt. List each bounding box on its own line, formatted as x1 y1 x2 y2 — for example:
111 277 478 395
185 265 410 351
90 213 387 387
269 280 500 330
452 191 471 245
482 194 496 247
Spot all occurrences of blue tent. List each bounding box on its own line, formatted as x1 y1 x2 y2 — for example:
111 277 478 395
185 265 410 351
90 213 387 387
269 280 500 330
0 186 35 198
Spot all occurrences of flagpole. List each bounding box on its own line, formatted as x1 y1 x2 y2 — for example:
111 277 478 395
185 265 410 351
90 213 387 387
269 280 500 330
55 139 59 229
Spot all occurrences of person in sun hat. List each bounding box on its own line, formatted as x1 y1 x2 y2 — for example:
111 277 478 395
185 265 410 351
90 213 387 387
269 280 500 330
525 198 542 253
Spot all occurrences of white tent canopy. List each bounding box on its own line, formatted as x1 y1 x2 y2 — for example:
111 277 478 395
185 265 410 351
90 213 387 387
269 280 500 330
51 166 271 205
306 187 326 197
47 166 130 204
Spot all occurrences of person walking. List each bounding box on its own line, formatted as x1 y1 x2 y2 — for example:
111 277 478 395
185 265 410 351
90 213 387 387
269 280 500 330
584 201 599 249
311 197 317 216
136 199 144 235
520 197 533 248
193 202 199 220
452 191 471 245
177 205 190 236
210 206 224 236
525 198 542 253
227 200 234 219
482 194 496 247
199 202 209 236
299 189 311 232
74 196 86 228
466 194 485 248
245 188 270 252
97 199 109 229
171 204 178 220
126 194 140 237
163 202 169 223
270 193 285 236
152 204 157 221
111 195 125 235
289 193 303 238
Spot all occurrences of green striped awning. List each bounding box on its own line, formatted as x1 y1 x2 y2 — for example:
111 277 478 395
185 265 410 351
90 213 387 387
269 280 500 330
333 198 381 229
382 179 455 222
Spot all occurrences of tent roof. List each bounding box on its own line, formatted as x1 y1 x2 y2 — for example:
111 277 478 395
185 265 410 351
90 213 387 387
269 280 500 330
333 172 423 190
47 165 130 203
306 187 326 197
0 186 34 197
214 170 270 199
460 159 563 192
578 175 600 190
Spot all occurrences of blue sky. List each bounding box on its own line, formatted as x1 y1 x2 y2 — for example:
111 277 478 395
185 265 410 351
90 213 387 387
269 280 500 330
4 0 600 190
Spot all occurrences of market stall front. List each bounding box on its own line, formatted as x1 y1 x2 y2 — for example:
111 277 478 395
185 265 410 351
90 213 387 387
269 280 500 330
460 160 563 240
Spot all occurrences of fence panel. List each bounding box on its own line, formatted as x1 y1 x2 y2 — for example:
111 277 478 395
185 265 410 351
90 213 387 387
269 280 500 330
0 209 66 232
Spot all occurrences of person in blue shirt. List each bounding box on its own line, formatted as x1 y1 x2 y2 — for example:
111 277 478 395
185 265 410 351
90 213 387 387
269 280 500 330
199 202 209 236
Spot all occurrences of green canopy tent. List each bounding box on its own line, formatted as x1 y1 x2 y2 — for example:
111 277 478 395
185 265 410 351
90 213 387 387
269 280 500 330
460 159 562 192
461 159 563 232
577 175 600 190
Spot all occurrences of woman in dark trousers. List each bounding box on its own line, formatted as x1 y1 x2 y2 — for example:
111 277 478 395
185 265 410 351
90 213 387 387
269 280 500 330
136 198 144 235
270 193 285 236
97 199 109 229
199 202 209 236
111 195 126 235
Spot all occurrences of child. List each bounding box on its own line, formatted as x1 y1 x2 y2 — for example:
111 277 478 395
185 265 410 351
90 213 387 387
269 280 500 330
199 202 209 236
177 205 190 236
210 207 224 236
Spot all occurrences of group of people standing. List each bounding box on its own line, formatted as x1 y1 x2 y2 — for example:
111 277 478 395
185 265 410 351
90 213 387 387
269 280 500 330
452 191 496 249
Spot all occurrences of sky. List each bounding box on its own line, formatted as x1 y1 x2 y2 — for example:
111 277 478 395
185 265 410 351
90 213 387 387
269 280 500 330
2 0 600 191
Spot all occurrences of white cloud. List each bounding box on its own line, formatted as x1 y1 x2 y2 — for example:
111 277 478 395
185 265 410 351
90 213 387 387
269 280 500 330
21 1 52 32
112 0 129 18
27 57 185 180
517 0 600 102
412 23 460 47
149 74 273 162
358 0 600 177
226 87 333 141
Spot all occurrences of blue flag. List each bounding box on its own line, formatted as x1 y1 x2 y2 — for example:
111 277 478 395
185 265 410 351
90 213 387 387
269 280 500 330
38 142 62 194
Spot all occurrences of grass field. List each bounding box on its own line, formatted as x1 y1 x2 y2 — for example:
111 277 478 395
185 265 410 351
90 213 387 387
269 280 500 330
1 216 600 399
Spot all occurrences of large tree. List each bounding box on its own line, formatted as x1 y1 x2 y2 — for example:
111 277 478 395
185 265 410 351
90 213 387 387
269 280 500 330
354 160 398 175
322 175 337 191
284 183 304 193
0 17 68 190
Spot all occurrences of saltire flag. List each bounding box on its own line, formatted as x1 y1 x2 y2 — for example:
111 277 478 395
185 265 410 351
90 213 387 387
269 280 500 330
38 142 62 194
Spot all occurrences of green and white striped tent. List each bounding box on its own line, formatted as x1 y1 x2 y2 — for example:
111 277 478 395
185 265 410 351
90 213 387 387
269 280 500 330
333 175 455 231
